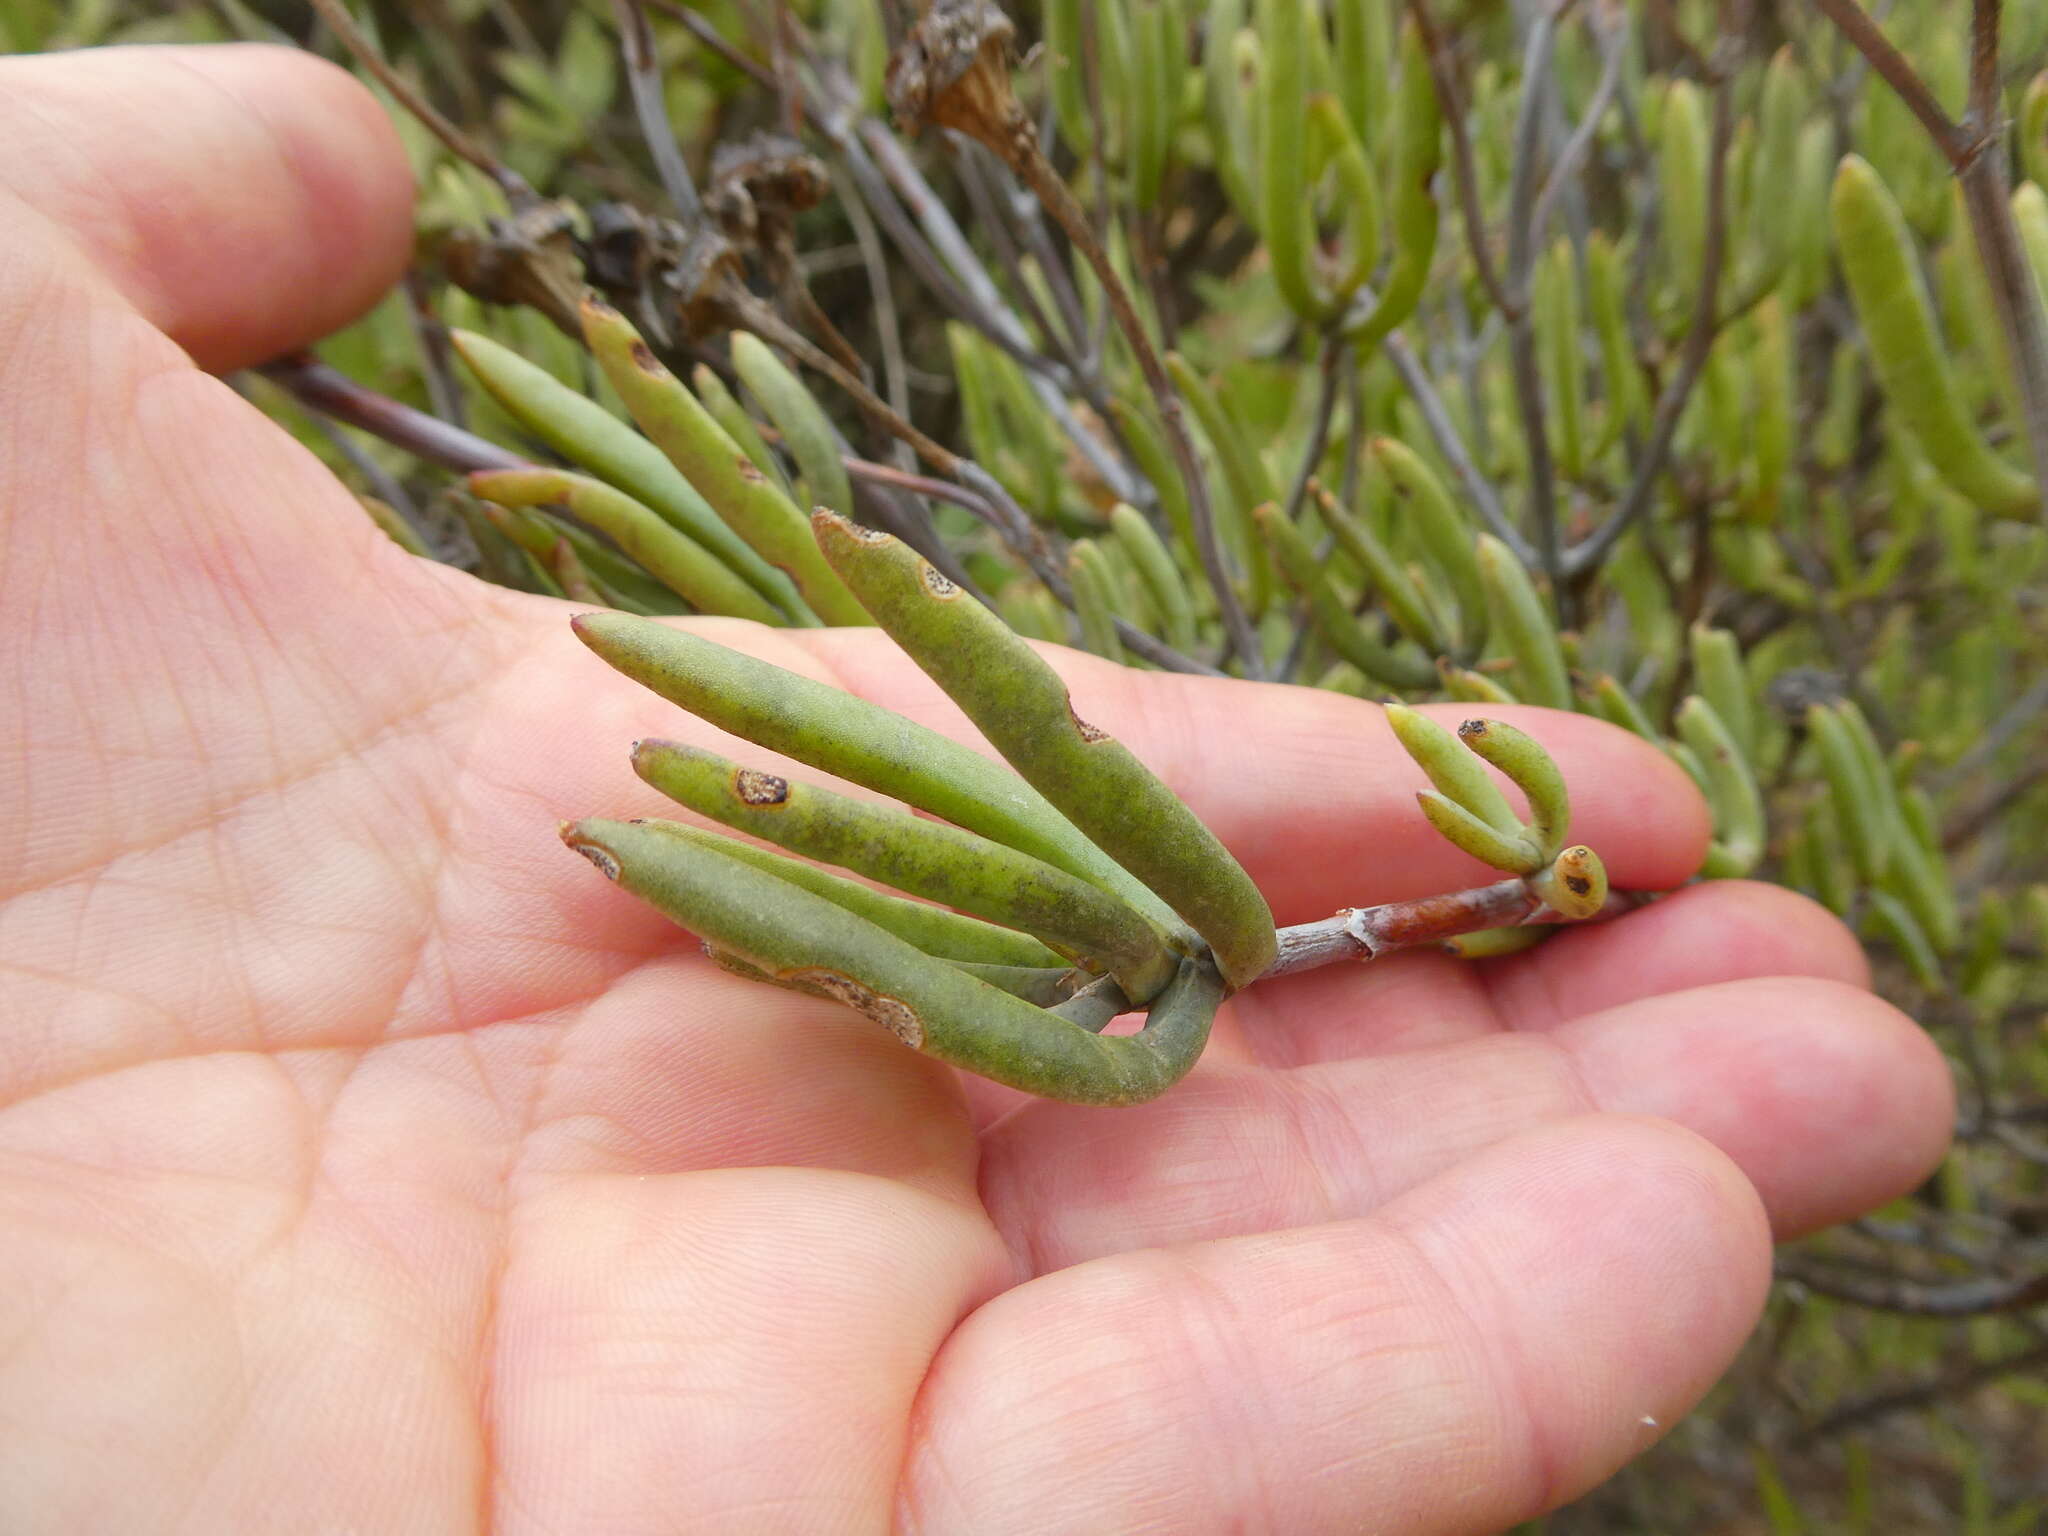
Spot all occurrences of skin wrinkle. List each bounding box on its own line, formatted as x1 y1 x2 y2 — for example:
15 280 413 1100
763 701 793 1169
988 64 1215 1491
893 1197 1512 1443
6 664 489 907
1373 1213 1543 1522
1159 1246 1289 1525
1273 1068 1376 1228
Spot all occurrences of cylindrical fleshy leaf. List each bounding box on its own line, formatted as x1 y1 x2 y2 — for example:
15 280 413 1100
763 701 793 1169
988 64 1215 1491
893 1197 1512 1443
1368 437 1488 653
1687 626 1754 766
1314 483 1450 655
1342 19 1440 349
448 328 802 613
581 298 865 625
949 963 1082 1005
1256 0 1332 321
1529 845 1609 920
1475 535 1572 709
1255 502 1437 689
1675 695 1764 876
468 466 782 622
1831 155 2038 517
572 612 1185 933
1066 540 1129 664
1309 93 1382 299
1417 791 1544 875
730 332 857 520
542 536 605 604
1807 701 1894 884
1585 672 1661 742
1384 703 1523 838
1441 925 1548 960
1110 397 1195 552
563 818 1219 1104
1456 717 1570 859
645 820 1066 968
1866 890 1944 990
471 468 786 623
359 494 430 556
1110 502 1199 652
691 363 790 494
813 513 1278 989
631 739 1180 999
1439 662 1519 705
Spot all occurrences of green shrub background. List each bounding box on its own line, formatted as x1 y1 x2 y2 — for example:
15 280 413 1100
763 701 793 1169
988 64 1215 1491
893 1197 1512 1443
9 0 2048 1526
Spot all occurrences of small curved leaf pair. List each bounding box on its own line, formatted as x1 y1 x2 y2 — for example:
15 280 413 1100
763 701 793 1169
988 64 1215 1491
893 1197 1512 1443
1385 704 1608 921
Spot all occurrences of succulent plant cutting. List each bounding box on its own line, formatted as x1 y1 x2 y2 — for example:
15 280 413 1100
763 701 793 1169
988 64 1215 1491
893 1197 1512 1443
562 511 1621 1105
242 0 2048 1481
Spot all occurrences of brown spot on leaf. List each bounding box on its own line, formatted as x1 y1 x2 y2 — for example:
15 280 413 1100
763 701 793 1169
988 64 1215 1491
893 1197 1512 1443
570 842 621 881
1067 696 1109 743
788 968 925 1048
919 561 959 598
1458 719 1489 739
630 340 663 373
733 768 791 805
1565 874 1592 896
735 455 765 483
845 521 893 545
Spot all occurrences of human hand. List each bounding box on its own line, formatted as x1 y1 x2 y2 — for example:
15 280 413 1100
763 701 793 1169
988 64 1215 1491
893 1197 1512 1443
0 44 1953 1533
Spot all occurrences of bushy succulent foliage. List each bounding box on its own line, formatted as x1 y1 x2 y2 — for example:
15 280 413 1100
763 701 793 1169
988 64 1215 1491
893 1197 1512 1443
20 0 2048 1524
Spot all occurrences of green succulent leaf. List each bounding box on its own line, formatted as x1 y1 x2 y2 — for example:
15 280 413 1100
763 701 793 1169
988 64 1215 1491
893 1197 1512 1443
813 512 1278 990
564 818 1221 1104
631 737 1180 1001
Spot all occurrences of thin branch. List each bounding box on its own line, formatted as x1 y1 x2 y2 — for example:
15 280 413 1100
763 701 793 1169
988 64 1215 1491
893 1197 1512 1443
611 0 702 218
305 0 536 205
1381 332 1536 563
948 139 1081 373
401 271 468 428
1967 0 2003 136
259 353 524 474
1503 5 1565 593
1282 340 1348 521
1528 1 1629 251
1408 0 1516 317
1955 82 2048 500
834 171 914 465
286 392 425 530
1775 1252 2048 1317
1809 0 1964 159
645 0 777 88
1266 880 1654 977
265 351 1218 676
1794 1336 2048 1445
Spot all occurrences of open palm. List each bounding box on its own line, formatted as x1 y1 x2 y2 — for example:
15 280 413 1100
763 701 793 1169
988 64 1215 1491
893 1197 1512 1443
0 45 1953 1535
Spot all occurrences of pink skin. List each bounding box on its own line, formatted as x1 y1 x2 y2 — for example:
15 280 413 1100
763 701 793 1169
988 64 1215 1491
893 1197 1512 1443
0 44 1953 1536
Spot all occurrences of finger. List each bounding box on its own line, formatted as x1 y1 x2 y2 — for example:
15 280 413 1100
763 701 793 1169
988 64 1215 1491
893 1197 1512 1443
1238 879 1868 1067
906 1117 1770 1534
1 44 494 1099
796 629 1712 925
1560 977 1953 1236
0 45 413 369
1479 880 1872 1031
982 976 1947 1268
491 1166 1008 1536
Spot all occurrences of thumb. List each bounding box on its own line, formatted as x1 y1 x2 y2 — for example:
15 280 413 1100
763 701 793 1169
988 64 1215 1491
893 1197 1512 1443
0 43 414 371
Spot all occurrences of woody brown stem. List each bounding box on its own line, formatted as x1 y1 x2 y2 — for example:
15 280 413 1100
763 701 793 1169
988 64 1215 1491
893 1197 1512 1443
1264 880 1654 978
